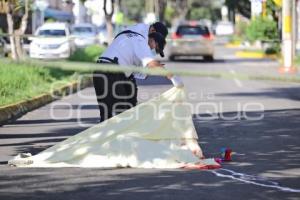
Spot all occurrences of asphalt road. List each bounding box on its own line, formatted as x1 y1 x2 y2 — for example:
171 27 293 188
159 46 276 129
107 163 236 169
0 46 300 200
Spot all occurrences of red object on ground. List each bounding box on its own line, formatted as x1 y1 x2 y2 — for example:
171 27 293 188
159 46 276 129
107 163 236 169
214 158 222 164
223 149 232 161
182 163 221 170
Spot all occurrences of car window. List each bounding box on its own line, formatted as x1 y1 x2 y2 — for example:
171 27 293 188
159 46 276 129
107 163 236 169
72 27 93 33
38 29 66 36
177 25 209 35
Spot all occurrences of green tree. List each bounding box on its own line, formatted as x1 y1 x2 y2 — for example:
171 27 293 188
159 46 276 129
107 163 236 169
157 0 167 22
266 0 281 22
0 0 31 60
225 0 251 22
120 0 144 22
103 0 115 44
188 7 211 20
185 1 221 22
81 0 115 44
246 16 279 43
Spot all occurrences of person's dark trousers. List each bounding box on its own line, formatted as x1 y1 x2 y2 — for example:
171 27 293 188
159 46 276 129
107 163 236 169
93 71 137 122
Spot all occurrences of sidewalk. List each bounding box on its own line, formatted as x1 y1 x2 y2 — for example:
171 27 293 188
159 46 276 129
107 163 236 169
222 47 300 78
224 57 300 80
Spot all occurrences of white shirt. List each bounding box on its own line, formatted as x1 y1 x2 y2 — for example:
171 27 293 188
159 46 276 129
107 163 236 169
99 30 154 79
126 23 150 41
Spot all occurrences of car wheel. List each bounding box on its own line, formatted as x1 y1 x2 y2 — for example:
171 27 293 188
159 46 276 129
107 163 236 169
203 55 214 62
169 55 176 61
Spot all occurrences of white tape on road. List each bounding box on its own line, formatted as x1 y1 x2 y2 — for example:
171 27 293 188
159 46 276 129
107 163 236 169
234 78 243 88
229 69 236 74
229 69 243 88
2 58 300 84
212 168 300 193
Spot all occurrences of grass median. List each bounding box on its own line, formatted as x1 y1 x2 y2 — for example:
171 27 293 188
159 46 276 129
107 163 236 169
0 60 79 107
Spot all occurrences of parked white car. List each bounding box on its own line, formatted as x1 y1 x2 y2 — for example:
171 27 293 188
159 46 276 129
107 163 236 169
30 22 74 59
71 23 98 48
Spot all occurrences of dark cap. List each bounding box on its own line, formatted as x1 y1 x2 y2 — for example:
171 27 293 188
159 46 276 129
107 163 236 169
149 32 166 57
152 22 168 38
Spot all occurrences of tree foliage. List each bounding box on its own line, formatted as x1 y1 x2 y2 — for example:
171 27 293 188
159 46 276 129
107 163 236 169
226 0 251 20
120 0 144 22
246 16 279 43
0 0 31 60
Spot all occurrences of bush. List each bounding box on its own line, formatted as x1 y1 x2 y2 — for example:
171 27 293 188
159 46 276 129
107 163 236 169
246 17 279 43
69 45 105 63
265 43 281 54
188 7 211 20
235 20 248 39
295 54 300 66
229 35 243 44
0 61 76 106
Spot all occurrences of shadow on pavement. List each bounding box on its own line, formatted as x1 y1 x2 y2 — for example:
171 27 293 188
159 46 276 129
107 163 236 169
5 117 99 126
0 109 299 200
163 58 225 63
0 120 97 159
163 57 275 64
193 109 300 190
136 76 172 86
0 166 298 200
217 87 300 101
224 58 276 63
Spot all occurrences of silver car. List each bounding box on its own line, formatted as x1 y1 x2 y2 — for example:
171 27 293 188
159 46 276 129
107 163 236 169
1 37 30 57
71 23 98 48
168 22 214 61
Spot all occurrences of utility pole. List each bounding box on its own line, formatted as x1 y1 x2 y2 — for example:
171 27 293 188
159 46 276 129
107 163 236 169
262 0 267 18
292 0 297 67
281 0 296 73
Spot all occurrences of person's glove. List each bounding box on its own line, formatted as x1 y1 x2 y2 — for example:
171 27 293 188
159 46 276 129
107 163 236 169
170 75 184 88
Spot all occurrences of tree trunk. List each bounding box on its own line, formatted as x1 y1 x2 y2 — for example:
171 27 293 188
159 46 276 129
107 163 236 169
5 0 30 60
104 0 115 44
15 31 23 58
173 0 189 24
6 11 18 60
106 18 113 44
15 0 30 58
158 0 167 22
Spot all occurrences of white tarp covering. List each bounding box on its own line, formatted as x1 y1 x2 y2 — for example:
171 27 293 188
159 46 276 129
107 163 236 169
9 87 220 169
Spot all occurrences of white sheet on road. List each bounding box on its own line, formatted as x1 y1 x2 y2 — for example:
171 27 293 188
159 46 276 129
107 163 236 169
9 87 220 169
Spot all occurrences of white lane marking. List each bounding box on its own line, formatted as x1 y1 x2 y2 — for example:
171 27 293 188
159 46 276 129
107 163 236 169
212 169 300 193
234 78 243 88
229 69 243 88
229 69 236 74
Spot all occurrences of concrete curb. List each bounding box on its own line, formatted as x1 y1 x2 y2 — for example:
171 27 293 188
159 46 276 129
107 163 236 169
235 51 279 60
0 77 92 126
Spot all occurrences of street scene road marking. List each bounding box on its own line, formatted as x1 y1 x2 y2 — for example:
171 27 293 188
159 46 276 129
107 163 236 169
230 69 236 74
212 169 300 193
234 78 243 88
229 69 243 88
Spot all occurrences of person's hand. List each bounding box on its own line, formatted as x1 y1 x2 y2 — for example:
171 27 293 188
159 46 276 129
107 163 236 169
147 60 165 68
170 75 184 88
